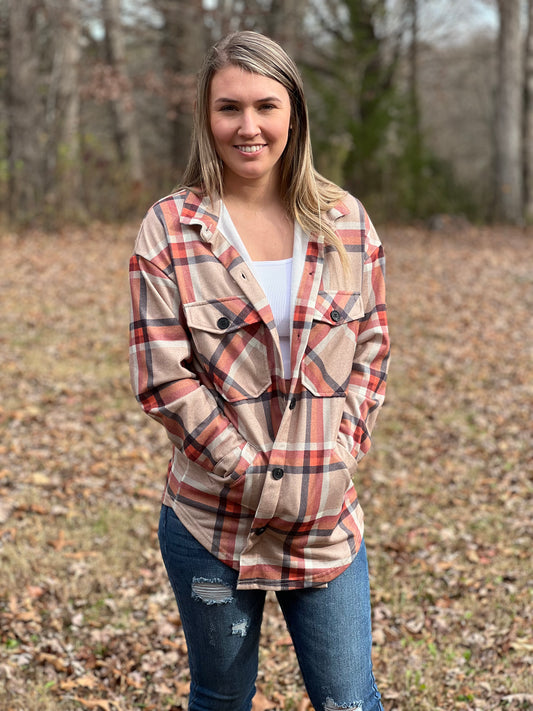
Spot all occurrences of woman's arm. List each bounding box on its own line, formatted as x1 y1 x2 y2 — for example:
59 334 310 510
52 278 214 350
129 223 259 479
338 219 390 462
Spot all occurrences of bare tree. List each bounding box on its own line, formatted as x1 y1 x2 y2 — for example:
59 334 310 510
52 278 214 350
102 0 144 185
525 0 533 220
207 0 241 36
154 0 205 176
407 0 423 206
494 0 522 222
306 0 401 198
7 0 43 222
46 0 85 216
266 0 308 57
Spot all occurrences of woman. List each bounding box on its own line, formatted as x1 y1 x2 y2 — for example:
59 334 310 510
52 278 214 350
129 30 389 711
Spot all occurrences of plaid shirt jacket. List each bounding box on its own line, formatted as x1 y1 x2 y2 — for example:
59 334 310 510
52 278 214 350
129 189 390 590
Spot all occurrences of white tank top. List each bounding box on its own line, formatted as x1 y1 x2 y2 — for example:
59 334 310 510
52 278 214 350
252 257 292 377
218 204 293 378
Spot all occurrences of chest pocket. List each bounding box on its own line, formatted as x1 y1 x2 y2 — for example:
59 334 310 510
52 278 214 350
300 290 364 397
184 295 271 402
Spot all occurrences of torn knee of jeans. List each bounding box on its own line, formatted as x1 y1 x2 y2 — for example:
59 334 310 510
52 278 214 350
324 698 363 711
191 577 233 605
231 618 248 637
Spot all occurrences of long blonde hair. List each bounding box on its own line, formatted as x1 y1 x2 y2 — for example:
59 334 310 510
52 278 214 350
180 31 348 264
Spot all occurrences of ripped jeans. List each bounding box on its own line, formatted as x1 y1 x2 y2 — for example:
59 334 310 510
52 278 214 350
158 505 384 711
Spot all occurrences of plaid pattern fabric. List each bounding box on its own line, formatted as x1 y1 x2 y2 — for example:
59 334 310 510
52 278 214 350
129 189 390 590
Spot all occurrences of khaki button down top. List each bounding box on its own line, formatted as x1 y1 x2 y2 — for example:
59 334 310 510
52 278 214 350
129 189 390 590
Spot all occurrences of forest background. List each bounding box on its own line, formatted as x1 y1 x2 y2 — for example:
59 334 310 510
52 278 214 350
1 0 529 227
0 1 532 711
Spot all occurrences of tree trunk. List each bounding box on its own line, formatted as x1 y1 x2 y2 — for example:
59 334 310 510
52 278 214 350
102 0 144 185
156 0 205 176
524 0 533 221
267 0 308 58
7 0 43 222
47 0 85 217
494 0 522 223
407 0 423 207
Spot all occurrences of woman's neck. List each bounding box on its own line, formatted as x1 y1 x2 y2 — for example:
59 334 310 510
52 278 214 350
222 173 283 212
221 179 293 261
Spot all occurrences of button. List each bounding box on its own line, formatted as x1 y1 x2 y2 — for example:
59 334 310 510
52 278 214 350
272 467 284 480
330 310 341 322
288 397 296 410
217 317 230 329
255 526 267 535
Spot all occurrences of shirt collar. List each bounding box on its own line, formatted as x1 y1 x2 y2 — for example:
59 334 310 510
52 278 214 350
176 188 348 241
177 189 222 242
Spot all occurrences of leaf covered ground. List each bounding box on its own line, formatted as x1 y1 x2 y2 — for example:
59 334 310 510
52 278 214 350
0 222 531 711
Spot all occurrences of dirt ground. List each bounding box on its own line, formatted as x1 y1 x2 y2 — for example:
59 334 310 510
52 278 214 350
0 221 531 710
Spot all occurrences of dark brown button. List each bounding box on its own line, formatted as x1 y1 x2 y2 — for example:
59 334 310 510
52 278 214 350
272 468 284 480
330 310 341 322
217 317 230 329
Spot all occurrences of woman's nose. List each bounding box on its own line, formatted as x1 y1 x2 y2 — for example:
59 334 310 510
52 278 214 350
238 109 260 137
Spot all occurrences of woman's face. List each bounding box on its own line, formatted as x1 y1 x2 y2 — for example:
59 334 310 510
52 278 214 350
209 65 292 191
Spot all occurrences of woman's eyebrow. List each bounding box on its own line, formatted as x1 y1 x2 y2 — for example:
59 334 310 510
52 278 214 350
213 95 283 104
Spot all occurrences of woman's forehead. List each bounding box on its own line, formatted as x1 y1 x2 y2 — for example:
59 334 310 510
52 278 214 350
209 65 289 100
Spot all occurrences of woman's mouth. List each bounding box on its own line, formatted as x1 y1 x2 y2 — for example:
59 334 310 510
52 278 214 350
235 144 265 153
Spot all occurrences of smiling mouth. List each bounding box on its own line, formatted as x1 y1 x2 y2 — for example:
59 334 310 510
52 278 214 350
235 145 265 153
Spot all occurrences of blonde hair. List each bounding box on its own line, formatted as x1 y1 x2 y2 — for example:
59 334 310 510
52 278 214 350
179 31 348 265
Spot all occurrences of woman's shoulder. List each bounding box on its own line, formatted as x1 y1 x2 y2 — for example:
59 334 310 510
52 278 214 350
328 192 382 250
149 186 202 213
327 191 367 222
137 187 222 252
134 189 193 250
142 187 212 227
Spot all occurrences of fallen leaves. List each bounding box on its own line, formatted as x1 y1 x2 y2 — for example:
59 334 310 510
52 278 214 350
0 223 532 710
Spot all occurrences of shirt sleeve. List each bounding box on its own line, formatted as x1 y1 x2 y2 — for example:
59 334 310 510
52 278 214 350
339 214 390 461
128 216 260 479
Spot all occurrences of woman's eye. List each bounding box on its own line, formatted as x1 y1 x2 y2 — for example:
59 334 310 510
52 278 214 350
220 105 238 112
260 104 275 111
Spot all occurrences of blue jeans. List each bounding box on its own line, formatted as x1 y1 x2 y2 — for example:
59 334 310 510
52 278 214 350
158 505 383 711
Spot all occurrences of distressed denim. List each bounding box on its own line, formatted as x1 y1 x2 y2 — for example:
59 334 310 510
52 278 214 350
158 505 384 711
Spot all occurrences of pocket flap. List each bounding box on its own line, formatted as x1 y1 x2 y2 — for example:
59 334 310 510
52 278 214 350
184 296 262 334
312 291 364 325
